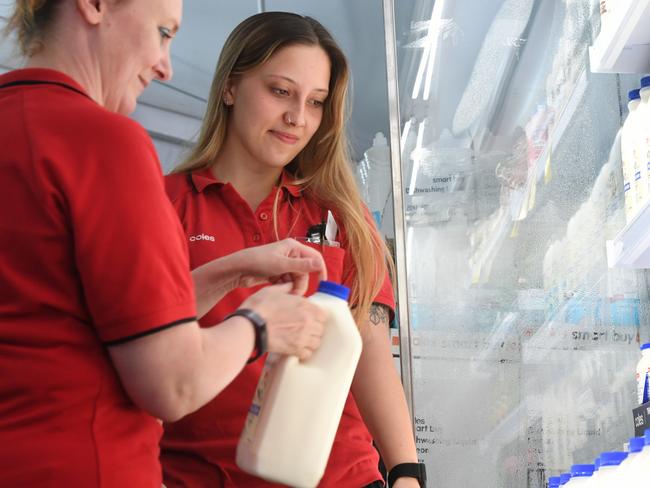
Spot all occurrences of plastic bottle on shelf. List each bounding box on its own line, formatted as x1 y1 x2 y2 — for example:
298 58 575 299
364 132 392 232
621 88 641 222
236 281 362 488
594 452 627 487
590 457 602 487
636 343 650 405
618 436 644 485
628 429 650 486
564 464 594 486
559 472 572 486
525 104 549 171
599 1 615 32
639 77 650 212
548 475 561 488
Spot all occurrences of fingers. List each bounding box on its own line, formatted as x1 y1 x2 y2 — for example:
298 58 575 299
282 239 328 281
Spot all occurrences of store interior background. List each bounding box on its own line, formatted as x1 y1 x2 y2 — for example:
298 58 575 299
2 0 649 486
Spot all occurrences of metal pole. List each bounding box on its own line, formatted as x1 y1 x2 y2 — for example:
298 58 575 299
382 0 415 422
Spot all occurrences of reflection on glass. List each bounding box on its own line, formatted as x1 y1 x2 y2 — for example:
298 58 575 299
395 0 643 486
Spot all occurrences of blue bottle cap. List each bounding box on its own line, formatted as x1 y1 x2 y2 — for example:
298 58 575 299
641 342 650 350
316 281 350 301
570 464 594 477
548 476 561 488
641 76 650 88
630 436 645 453
630 88 641 101
594 457 600 470
599 451 627 466
559 472 571 484
645 428 650 446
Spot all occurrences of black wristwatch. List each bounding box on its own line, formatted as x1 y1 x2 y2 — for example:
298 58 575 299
387 462 427 487
225 308 267 363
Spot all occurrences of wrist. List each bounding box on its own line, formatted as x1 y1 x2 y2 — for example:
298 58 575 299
387 462 426 488
225 308 267 363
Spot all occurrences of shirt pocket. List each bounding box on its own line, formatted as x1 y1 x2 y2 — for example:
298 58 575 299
303 242 346 295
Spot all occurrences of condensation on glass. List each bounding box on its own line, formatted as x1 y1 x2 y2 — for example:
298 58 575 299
392 0 648 486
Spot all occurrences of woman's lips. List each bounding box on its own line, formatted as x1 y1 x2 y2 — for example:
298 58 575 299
270 130 299 144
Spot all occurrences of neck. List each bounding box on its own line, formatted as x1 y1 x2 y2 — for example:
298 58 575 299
24 20 104 107
211 151 284 212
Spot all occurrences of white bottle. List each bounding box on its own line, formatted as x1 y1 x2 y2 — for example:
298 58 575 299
618 437 644 486
628 429 650 487
364 132 392 232
559 472 572 486
636 343 650 405
621 89 641 221
639 77 650 210
525 104 549 170
599 1 615 33
236 281 363 488
594 452 627 487
564 464 594 486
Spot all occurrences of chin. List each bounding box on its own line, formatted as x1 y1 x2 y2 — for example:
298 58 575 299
116 97 138 116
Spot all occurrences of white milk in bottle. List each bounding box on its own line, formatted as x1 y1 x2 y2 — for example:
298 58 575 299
636 343 650 405
236 281 363 488
621 88 640 221
639 77 650 211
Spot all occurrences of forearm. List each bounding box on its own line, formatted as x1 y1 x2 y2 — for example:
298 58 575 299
109 317 254 422
351 310 417 470
192 254 240 318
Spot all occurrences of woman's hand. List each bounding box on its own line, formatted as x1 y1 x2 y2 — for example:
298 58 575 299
240 283 327 360
192 238 327 318
231 238 327 295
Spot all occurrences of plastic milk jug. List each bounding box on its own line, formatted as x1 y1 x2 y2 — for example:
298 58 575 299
621 89 640 221
595 452 627 487
636 343 650 405
639 77 650 209
236 281 363 488
564 464 594 487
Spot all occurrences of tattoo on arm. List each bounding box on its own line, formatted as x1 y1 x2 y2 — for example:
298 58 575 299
369 304 390 326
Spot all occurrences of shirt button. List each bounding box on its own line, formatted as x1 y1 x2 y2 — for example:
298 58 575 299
252 233 261 242
259 212 269 221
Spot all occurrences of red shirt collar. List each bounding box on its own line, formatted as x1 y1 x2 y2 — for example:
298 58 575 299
0 68 92 99
189 167 302 198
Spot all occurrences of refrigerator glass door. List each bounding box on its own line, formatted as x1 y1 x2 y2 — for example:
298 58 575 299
393 0 646 485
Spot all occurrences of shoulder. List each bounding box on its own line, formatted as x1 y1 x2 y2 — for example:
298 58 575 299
164 172 194 205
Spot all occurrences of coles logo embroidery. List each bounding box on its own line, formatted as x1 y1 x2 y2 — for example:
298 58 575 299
189 233 215 242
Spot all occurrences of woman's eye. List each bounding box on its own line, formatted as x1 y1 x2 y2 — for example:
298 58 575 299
158 27 173 40
310 99 325 107
272 87 289 96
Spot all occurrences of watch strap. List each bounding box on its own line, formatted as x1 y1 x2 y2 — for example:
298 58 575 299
225 308 267 363
387 462 426 487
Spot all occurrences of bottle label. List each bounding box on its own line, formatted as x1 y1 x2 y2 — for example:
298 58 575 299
241 353 279 444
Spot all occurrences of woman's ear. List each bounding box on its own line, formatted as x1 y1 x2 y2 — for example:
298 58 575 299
75 0 105 26
223 79 237 106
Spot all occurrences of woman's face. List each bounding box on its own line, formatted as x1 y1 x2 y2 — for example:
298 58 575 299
99 0 182 114
224 44 331 171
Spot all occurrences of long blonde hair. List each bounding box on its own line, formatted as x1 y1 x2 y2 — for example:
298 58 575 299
5 0 61 56
174 12 394 324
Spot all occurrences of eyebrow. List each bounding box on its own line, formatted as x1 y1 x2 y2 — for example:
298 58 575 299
266 74 329 94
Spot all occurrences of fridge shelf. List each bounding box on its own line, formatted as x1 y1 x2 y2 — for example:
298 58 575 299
589 0 650 73
606 202 650 268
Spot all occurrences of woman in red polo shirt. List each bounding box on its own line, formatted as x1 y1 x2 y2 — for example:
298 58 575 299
162 12 423 488
0 2 329 487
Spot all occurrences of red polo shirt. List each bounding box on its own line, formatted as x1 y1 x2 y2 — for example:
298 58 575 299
0 69 196 487
161 168 395 488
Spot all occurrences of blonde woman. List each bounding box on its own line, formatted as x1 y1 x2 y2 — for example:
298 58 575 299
0 2 329 486
162 12 423 488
